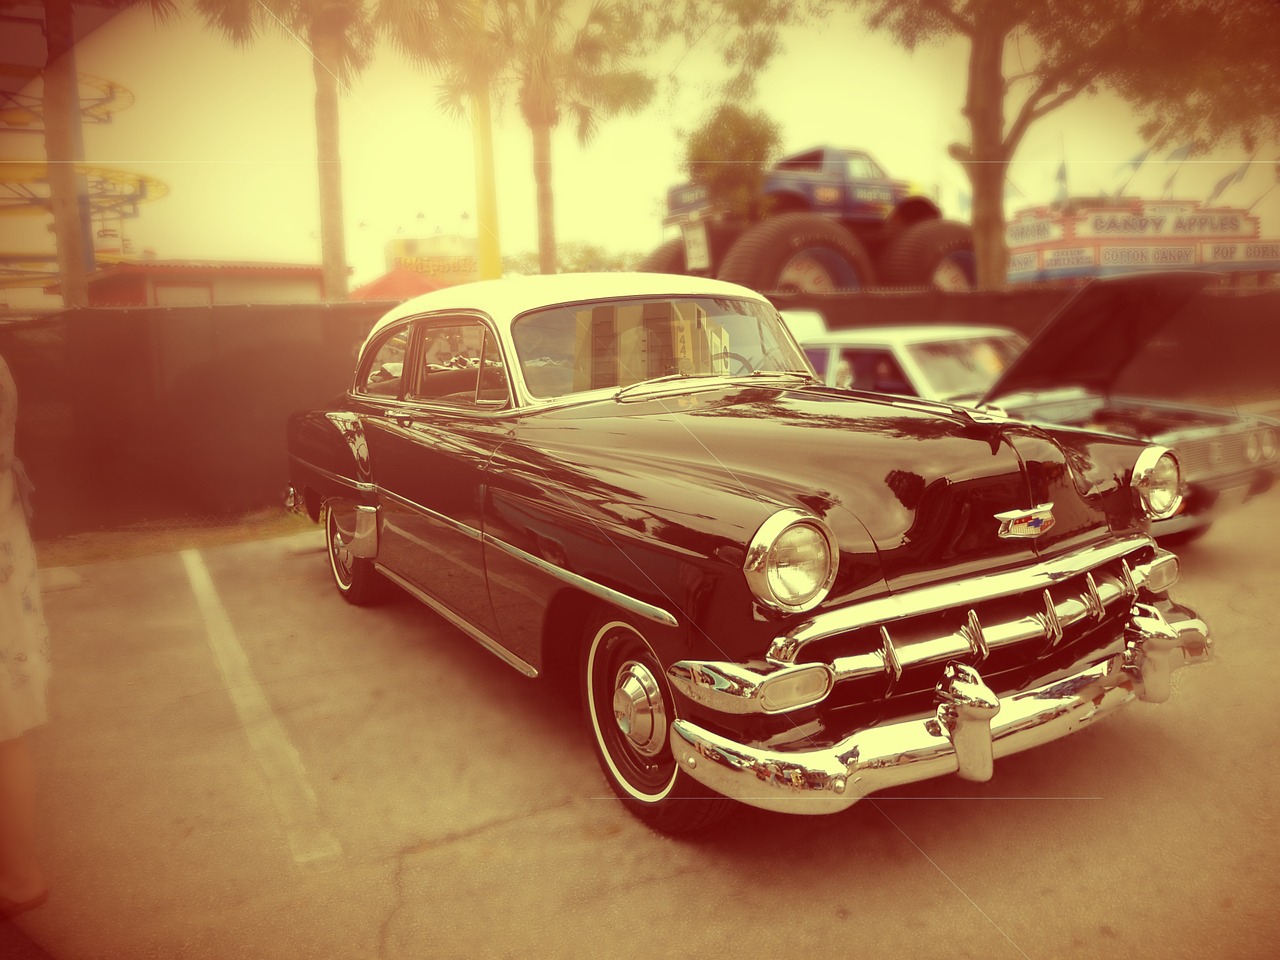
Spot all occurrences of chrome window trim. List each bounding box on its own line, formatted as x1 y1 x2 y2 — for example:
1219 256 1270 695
770 534 1156 663
288 454 376 494
352 320 414 398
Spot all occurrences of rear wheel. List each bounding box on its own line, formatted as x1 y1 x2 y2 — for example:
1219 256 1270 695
877 219 976 291
717 213 874 293
325 501 384 606
582 617 733 833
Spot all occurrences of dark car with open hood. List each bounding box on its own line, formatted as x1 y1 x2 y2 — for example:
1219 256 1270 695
286 272 1210 833
798 272 1279 545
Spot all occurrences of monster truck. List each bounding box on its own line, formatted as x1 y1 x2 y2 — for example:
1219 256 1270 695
642 146 975 293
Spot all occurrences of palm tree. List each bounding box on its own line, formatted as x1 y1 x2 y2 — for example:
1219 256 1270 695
437 1 654 274
196 0 383 300
197 1 469 299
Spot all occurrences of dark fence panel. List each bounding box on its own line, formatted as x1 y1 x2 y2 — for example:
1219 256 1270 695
2 301 392 539
2 287 1277 541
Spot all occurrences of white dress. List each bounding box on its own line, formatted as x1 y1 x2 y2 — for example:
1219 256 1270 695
0 354 51 740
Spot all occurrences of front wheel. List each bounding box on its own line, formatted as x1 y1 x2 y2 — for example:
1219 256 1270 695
325 501 385 606
583 617 733 834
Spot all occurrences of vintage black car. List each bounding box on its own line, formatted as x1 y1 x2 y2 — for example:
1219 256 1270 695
797 272 1280 544
286 273 1211 833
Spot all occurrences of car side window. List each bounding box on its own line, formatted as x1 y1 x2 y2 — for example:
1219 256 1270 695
408 320 509 408
357 324 411 397
803 347 829 379
840 349 916 396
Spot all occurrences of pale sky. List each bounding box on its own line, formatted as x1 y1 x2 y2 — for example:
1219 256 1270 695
3 0 1277 304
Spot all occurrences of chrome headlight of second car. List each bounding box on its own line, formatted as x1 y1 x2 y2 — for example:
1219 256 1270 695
744 509 838 614
1133 446 1182 521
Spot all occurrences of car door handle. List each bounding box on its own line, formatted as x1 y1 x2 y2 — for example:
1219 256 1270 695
383 411 413 428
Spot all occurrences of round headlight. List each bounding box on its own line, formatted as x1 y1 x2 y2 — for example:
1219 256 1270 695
1261 428 1277 460
744 509 838 613
1245 432 1262 463
1133 446 1182 521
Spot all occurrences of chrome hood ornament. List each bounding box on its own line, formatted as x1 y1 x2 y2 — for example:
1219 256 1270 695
995 503 1056 539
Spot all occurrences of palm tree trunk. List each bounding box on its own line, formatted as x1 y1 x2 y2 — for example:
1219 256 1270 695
964 20 1011 291
44 0 90 306
311 23 348 300
531 122 556 274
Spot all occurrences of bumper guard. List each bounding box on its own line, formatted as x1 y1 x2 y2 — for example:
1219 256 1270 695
669 602 1210 814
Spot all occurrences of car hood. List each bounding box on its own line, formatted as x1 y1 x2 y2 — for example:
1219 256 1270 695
981 271 1217 405
522 385 1128 598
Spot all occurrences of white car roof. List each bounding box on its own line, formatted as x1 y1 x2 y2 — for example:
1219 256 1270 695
365 272 770 342
800 324 1021 348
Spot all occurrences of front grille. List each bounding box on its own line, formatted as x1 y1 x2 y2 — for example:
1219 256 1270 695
1176 433 1248 481
794 544 1156 711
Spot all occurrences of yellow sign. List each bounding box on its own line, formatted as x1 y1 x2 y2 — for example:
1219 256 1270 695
385 236 479 286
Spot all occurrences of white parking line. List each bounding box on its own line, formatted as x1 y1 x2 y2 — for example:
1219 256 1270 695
180 549 342 865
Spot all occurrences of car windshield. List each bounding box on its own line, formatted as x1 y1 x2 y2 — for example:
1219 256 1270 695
511 296 811 399
907 335 1026 402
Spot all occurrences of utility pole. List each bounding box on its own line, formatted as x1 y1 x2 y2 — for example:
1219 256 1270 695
471 0 500 279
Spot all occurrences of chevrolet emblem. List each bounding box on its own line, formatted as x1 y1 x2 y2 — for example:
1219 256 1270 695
994 503 1056 539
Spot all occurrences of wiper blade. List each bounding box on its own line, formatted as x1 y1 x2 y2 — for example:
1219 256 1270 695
734 370 813 380
613 373 718 400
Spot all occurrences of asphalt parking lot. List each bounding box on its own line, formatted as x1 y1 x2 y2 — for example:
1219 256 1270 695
4 496 1279 960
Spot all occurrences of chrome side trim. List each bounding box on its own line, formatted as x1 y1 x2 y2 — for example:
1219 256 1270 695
482 534 679 629
670 602 1211 815
374 564 538 678
376 487 483 542
289 454 376 494
770 535 1154 663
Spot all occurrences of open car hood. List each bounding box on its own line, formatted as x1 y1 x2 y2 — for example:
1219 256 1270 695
981 271 1218 405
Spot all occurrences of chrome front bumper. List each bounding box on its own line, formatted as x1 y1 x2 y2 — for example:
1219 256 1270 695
669 602 1211 815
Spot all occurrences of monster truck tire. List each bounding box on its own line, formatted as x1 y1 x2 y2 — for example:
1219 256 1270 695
637 237 686 274
877 219 976 291
716 213 874 293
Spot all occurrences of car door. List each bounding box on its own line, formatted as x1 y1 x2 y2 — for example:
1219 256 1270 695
363 314 513 638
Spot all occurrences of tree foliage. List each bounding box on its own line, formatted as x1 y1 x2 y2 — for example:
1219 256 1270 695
630 0 826 99
840 0 1280 287
682 102 782 220
431 1 655 274
504 241 644 274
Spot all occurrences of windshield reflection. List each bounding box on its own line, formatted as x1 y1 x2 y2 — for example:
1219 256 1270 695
907 335 1026 401
511 296 810 399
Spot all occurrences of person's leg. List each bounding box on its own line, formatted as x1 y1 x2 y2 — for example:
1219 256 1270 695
0 734 45 906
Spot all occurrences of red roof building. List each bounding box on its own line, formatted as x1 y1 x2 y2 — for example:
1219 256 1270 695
349 267 446 302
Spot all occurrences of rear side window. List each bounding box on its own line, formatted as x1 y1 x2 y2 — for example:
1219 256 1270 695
357 325 411 397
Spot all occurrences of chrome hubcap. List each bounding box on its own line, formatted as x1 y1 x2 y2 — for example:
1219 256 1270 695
328 509 354 584
612 660 667 757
